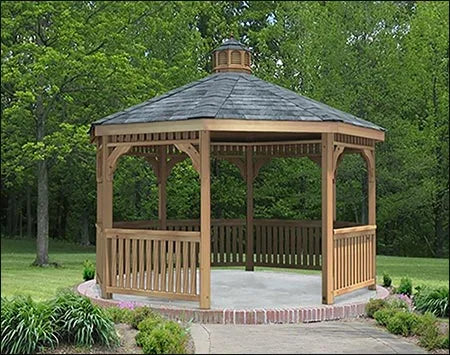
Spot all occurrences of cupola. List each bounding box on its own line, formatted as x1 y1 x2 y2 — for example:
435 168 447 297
212 36 251 74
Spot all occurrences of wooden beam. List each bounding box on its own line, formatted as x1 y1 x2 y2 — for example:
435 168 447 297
158 146 167 230
107 139 198 147
94 119 385 142
175 143 200 173
321 133 334 304
199 131 211 309
246 145 254 271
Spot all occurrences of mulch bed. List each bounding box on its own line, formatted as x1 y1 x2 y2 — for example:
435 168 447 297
41 322 195 354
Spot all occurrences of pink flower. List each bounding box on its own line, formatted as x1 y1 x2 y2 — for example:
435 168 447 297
118 301 136 310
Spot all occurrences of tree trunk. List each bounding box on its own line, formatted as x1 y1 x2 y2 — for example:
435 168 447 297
34 91 49 266
7 194 13 235
27 186 33 238
35 158 49 265
80 209 90 246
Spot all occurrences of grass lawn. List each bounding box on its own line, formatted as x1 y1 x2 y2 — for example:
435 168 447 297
1 237 448 300
1 237 95 300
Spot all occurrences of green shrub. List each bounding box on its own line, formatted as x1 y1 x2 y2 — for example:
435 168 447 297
412 312 449 350
418 324 448 350
373 308 397 326
411 312 437 336
387 297 410 311
1 296 58 354
138 321 187 354
82 260 95 281
382 273 392 288
104 306 134 324
130 306 160 329
385 311 420 336
51 290 118 347
413 286 449 317
135 316 163 346
396 277 413 296
365 299 387 318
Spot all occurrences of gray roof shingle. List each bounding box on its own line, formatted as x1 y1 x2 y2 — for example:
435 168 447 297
92 72 384 131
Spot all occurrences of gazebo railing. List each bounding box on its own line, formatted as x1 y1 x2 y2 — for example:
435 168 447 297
103 228 200 301
332 225 376 296
254 219 322 269
113 219 357 270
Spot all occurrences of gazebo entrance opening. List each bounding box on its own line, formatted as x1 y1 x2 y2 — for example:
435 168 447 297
92 37 384 310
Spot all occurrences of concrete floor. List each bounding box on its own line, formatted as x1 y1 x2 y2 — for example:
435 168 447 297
190 321 427 354
91 269 378 309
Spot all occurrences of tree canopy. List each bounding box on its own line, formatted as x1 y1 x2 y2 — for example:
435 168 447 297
1 1 448 259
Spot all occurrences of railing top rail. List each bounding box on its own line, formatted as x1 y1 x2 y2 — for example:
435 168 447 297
333 224 377 235
104 228 200 242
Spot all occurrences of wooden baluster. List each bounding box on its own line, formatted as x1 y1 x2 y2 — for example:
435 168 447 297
273 226 278 266
220 225 225 264
132 239 138 288
290 226 296 267
190 242 197 294
125 238 131 288
146 239 153 290
226 225 231 264
167 240 174 293
139 240 145 289
279 226 284 265
118 238 124 288
175 241 182 293
153 240 160 291
160 240 167 292
183 241 189 293
111 237 117 287
262 225 267 264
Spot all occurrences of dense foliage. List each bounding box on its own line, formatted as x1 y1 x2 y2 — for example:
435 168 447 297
136 315 188 354
413 286 449 318
1 1 448 258
51 290 118 347
368 297 448 350
82 259 95 281
1 297 58 354
0 292 118 354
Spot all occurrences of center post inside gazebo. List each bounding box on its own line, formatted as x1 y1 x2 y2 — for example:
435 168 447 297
91 37 385 309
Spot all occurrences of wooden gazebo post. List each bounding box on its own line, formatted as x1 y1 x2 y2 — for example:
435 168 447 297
321 133 334 304
200 131 211 309
362 149 377 290
158 146 167 230
245 145 254 271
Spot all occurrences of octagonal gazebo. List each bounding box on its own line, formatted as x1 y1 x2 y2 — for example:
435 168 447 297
90 37 385 309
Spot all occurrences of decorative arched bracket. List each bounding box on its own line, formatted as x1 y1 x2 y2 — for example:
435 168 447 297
175 143 200 173
218 156 272 182
145 154 188 183
360 149 375 182
106 145 132 181
333 145 346 174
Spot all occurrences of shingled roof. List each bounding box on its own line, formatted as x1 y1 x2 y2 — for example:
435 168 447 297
92 72 384 131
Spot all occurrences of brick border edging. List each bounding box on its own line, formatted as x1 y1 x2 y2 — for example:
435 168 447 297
77 280 389 324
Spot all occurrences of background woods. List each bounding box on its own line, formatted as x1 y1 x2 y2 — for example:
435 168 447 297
1 1 448 260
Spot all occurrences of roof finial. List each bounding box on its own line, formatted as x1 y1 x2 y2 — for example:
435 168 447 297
230 32 234 39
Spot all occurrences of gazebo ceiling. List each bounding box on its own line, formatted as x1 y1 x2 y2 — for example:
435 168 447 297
91 37 385 136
